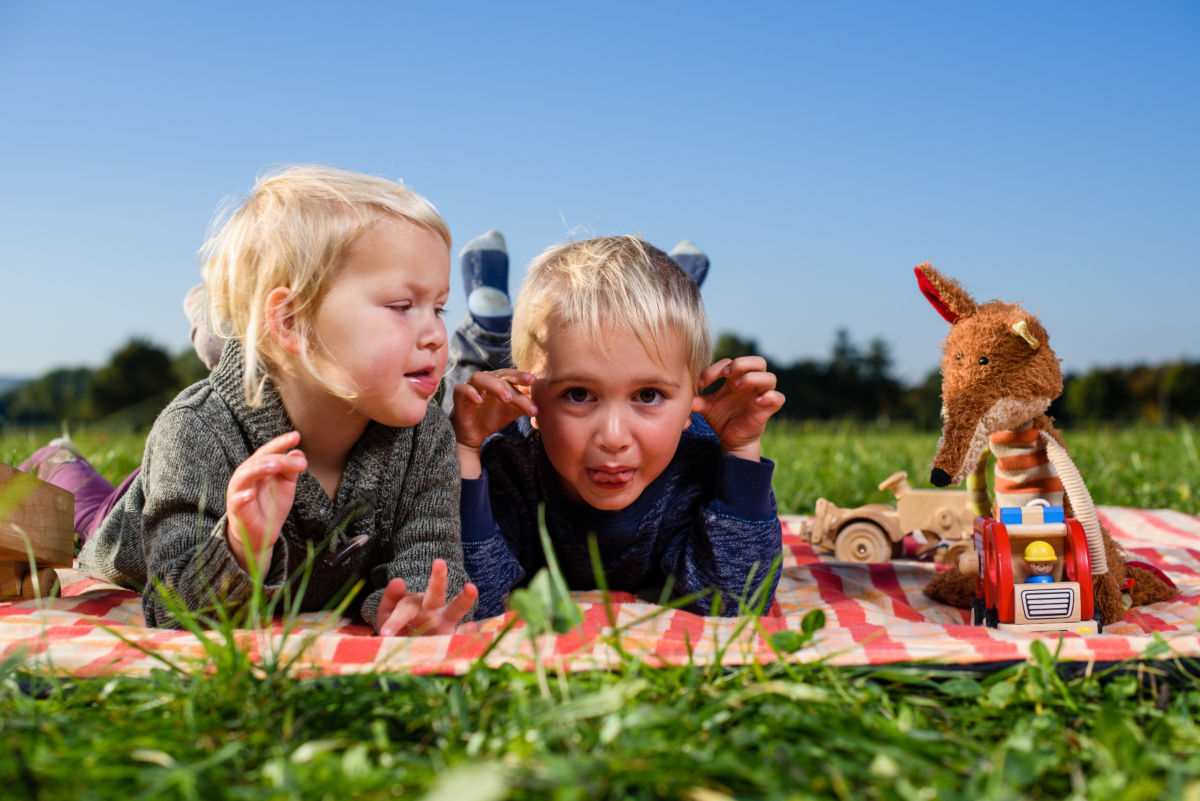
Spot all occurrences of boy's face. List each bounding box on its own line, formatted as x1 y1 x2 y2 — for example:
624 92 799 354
529 323 696 510
311 218 450 427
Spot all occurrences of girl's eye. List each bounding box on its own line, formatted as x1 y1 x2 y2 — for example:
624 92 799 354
563 387 592 403
436 305 449 317
634 388 664 405
388 302 412 313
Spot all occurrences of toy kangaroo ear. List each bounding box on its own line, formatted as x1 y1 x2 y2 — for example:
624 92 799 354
914 263 978 324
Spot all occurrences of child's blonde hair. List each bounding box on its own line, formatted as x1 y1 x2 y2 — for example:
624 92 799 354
200 164 451 406
512 235 711 379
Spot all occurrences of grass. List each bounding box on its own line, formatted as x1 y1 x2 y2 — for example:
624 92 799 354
763 420 1199 515
1 421 1199 799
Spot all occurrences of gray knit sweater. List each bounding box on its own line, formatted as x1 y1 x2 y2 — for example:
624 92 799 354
80 341 467 630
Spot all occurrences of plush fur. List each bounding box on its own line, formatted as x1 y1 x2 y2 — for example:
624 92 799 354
915 263 1176 625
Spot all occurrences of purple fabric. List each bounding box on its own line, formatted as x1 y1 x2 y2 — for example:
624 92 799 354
18 444 137 541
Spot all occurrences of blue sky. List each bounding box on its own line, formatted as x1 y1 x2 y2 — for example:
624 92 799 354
2 1 1197 384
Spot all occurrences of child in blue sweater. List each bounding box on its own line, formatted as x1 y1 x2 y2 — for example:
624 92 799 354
450 235 786 618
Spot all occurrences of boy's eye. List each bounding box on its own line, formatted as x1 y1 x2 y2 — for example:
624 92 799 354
562 387 593 404
634 388 664 405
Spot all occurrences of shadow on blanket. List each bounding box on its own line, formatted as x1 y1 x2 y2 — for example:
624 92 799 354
1 508 1197 677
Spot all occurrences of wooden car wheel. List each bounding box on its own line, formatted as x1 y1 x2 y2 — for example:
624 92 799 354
834 522 893 563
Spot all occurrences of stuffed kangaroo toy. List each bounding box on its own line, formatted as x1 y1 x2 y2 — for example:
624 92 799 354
914 263 1176 625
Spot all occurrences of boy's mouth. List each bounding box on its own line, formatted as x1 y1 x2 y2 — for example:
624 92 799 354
586 467 635 488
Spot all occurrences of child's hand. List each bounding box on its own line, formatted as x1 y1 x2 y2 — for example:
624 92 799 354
226 431 308 572
450 369 537 478
692 356 786 462
377 558 479 637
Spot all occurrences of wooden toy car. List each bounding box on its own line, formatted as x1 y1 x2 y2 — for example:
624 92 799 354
0 462 73 600
973 502 1101 634
800 471 974 564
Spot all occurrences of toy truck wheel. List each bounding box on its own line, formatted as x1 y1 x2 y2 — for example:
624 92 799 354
834 522 893 563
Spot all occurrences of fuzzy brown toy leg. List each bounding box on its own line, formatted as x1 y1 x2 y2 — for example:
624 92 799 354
923 567 976 610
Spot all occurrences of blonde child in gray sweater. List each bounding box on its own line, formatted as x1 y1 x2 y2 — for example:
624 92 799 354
73 165 475 635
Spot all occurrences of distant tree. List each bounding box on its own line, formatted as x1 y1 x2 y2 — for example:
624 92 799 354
1162 361 1200 422
172 349 210 389
903 368 944 431
713 332 759 362
863 338 892 383
829 329 861 379
90 339 176 421
0 367 94 424
1064 368 1133 423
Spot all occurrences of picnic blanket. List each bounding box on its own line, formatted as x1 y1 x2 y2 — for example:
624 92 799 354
2 507 1198 677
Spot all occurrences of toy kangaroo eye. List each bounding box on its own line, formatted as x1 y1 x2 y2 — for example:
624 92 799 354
955 353 962 360
978 356 989 365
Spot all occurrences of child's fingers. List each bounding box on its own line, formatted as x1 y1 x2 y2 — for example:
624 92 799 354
730 370 777 394
422 558 449 609
381 576 407 604
485 369 536 388
724 356 770 383
256 430 302 456
379 600 418 638
469 371 528 403
698 359 733 390
756 389 787 412
443 582 479 623
452 382 485 407
278 450 308 480
231 456 295 490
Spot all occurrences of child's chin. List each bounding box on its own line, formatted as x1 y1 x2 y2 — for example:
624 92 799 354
580 489 638 512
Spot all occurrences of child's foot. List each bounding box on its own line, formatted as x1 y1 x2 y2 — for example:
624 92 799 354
669 240 709 288
183 284 224 370
462 230 511 333
19 437 84 483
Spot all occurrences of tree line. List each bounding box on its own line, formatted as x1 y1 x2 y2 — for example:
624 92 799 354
4 332 1198 430
1 339 209 430
714 330 1200 428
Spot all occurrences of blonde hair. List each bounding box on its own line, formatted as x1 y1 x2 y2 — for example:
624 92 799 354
512 235 711 379
200 164 451 405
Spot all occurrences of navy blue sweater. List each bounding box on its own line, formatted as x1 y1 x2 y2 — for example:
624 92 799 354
462 414 782 619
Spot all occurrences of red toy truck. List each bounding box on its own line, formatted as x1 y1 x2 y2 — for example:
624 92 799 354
973 501 1100 634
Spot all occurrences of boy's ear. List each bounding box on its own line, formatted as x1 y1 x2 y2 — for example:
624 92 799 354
265 287 303 355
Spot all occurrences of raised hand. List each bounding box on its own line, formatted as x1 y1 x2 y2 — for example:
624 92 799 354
450 368 537 478
377 558 479 636
691 356 786 462
226 430 308 572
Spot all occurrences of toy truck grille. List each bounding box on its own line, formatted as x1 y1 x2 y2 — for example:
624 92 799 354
1020 586 1076 620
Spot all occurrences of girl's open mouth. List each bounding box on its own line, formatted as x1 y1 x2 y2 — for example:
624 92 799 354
404 369 439 395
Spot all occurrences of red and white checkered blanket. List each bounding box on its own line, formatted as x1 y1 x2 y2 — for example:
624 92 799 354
2 507 1197 676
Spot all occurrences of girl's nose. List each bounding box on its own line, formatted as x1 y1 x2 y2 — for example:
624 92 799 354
419 309 447 350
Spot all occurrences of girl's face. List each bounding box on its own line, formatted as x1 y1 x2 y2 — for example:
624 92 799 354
310 217 450 428
529 323 696 511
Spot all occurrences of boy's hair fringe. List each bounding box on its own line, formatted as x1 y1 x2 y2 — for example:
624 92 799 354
512 235 711 378
199 164 450 406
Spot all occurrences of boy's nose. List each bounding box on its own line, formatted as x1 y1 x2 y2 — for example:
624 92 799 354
595 408 632 452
